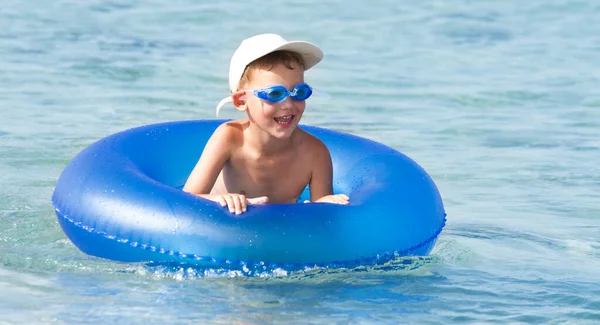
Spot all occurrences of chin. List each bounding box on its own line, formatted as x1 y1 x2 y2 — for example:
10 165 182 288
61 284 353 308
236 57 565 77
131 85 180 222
270 126 297 139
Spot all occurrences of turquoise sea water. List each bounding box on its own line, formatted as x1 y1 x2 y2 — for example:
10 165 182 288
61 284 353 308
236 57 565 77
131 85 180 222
2 0 599 323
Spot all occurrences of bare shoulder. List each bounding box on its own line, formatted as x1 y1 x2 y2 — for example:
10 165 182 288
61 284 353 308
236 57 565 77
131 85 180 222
183 120 249 194
295 129 331 161
210 119 247 146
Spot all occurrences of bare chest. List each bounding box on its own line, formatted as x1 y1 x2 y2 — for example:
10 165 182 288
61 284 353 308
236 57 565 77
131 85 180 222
221 151 311 203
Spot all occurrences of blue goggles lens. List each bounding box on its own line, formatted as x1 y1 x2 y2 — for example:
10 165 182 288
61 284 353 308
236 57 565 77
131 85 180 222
253 83 313 103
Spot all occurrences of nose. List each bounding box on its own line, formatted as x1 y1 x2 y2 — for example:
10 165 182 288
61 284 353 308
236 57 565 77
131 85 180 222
278 96 295 110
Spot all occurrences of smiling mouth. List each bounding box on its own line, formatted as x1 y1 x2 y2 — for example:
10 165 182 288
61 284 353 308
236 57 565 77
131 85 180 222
273 115 295 126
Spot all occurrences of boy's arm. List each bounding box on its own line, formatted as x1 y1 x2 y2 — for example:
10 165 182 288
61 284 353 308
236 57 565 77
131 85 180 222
309 142 349 204
183 124 232 195
183 123 268 214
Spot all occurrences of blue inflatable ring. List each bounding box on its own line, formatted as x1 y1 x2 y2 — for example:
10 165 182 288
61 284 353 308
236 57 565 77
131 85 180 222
52 120 446 268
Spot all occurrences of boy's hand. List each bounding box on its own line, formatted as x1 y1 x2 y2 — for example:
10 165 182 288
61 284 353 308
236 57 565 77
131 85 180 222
305 194 350 205
201 194 268 214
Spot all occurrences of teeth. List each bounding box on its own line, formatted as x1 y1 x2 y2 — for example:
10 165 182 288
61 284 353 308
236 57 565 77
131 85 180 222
275 115 292 122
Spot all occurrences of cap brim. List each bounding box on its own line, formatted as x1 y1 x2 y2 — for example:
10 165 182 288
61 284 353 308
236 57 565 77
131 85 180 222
272 41 324 71
228 38 325 93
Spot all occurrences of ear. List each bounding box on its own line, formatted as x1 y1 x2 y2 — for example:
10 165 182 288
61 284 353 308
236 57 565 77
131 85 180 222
231 90 248 112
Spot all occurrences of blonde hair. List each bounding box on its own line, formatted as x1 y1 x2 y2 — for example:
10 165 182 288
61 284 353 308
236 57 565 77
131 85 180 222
237 50 305 90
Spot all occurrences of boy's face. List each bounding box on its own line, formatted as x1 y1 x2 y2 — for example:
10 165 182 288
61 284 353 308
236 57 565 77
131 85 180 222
243 61 306 139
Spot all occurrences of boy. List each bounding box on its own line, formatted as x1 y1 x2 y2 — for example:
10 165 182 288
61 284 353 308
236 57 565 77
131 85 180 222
183 33 349 214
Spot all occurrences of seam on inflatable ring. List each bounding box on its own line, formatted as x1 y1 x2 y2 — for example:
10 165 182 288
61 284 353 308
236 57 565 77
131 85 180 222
395 213 447 257
56 208 447 267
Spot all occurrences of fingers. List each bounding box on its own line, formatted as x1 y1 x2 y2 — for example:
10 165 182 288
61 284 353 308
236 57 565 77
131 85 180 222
233 195 243 214
313 194 350 205
336 194 350 205
223 195 235 213
217 195 227 207
225 194 243 215
219 194 266 215
247 196 269 205
239 194 247 213
327 194 349 204
216 193 351 213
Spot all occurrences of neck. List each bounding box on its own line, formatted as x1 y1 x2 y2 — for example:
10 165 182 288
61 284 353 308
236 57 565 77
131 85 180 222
245 122 295 156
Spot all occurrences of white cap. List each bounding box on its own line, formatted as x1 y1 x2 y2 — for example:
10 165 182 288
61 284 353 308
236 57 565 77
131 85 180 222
216 33 324 116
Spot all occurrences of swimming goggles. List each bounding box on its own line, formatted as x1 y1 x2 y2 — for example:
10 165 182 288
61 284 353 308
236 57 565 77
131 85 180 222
216 83 313 116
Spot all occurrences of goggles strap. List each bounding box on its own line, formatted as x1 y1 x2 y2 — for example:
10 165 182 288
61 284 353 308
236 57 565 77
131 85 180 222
215 96 233 116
